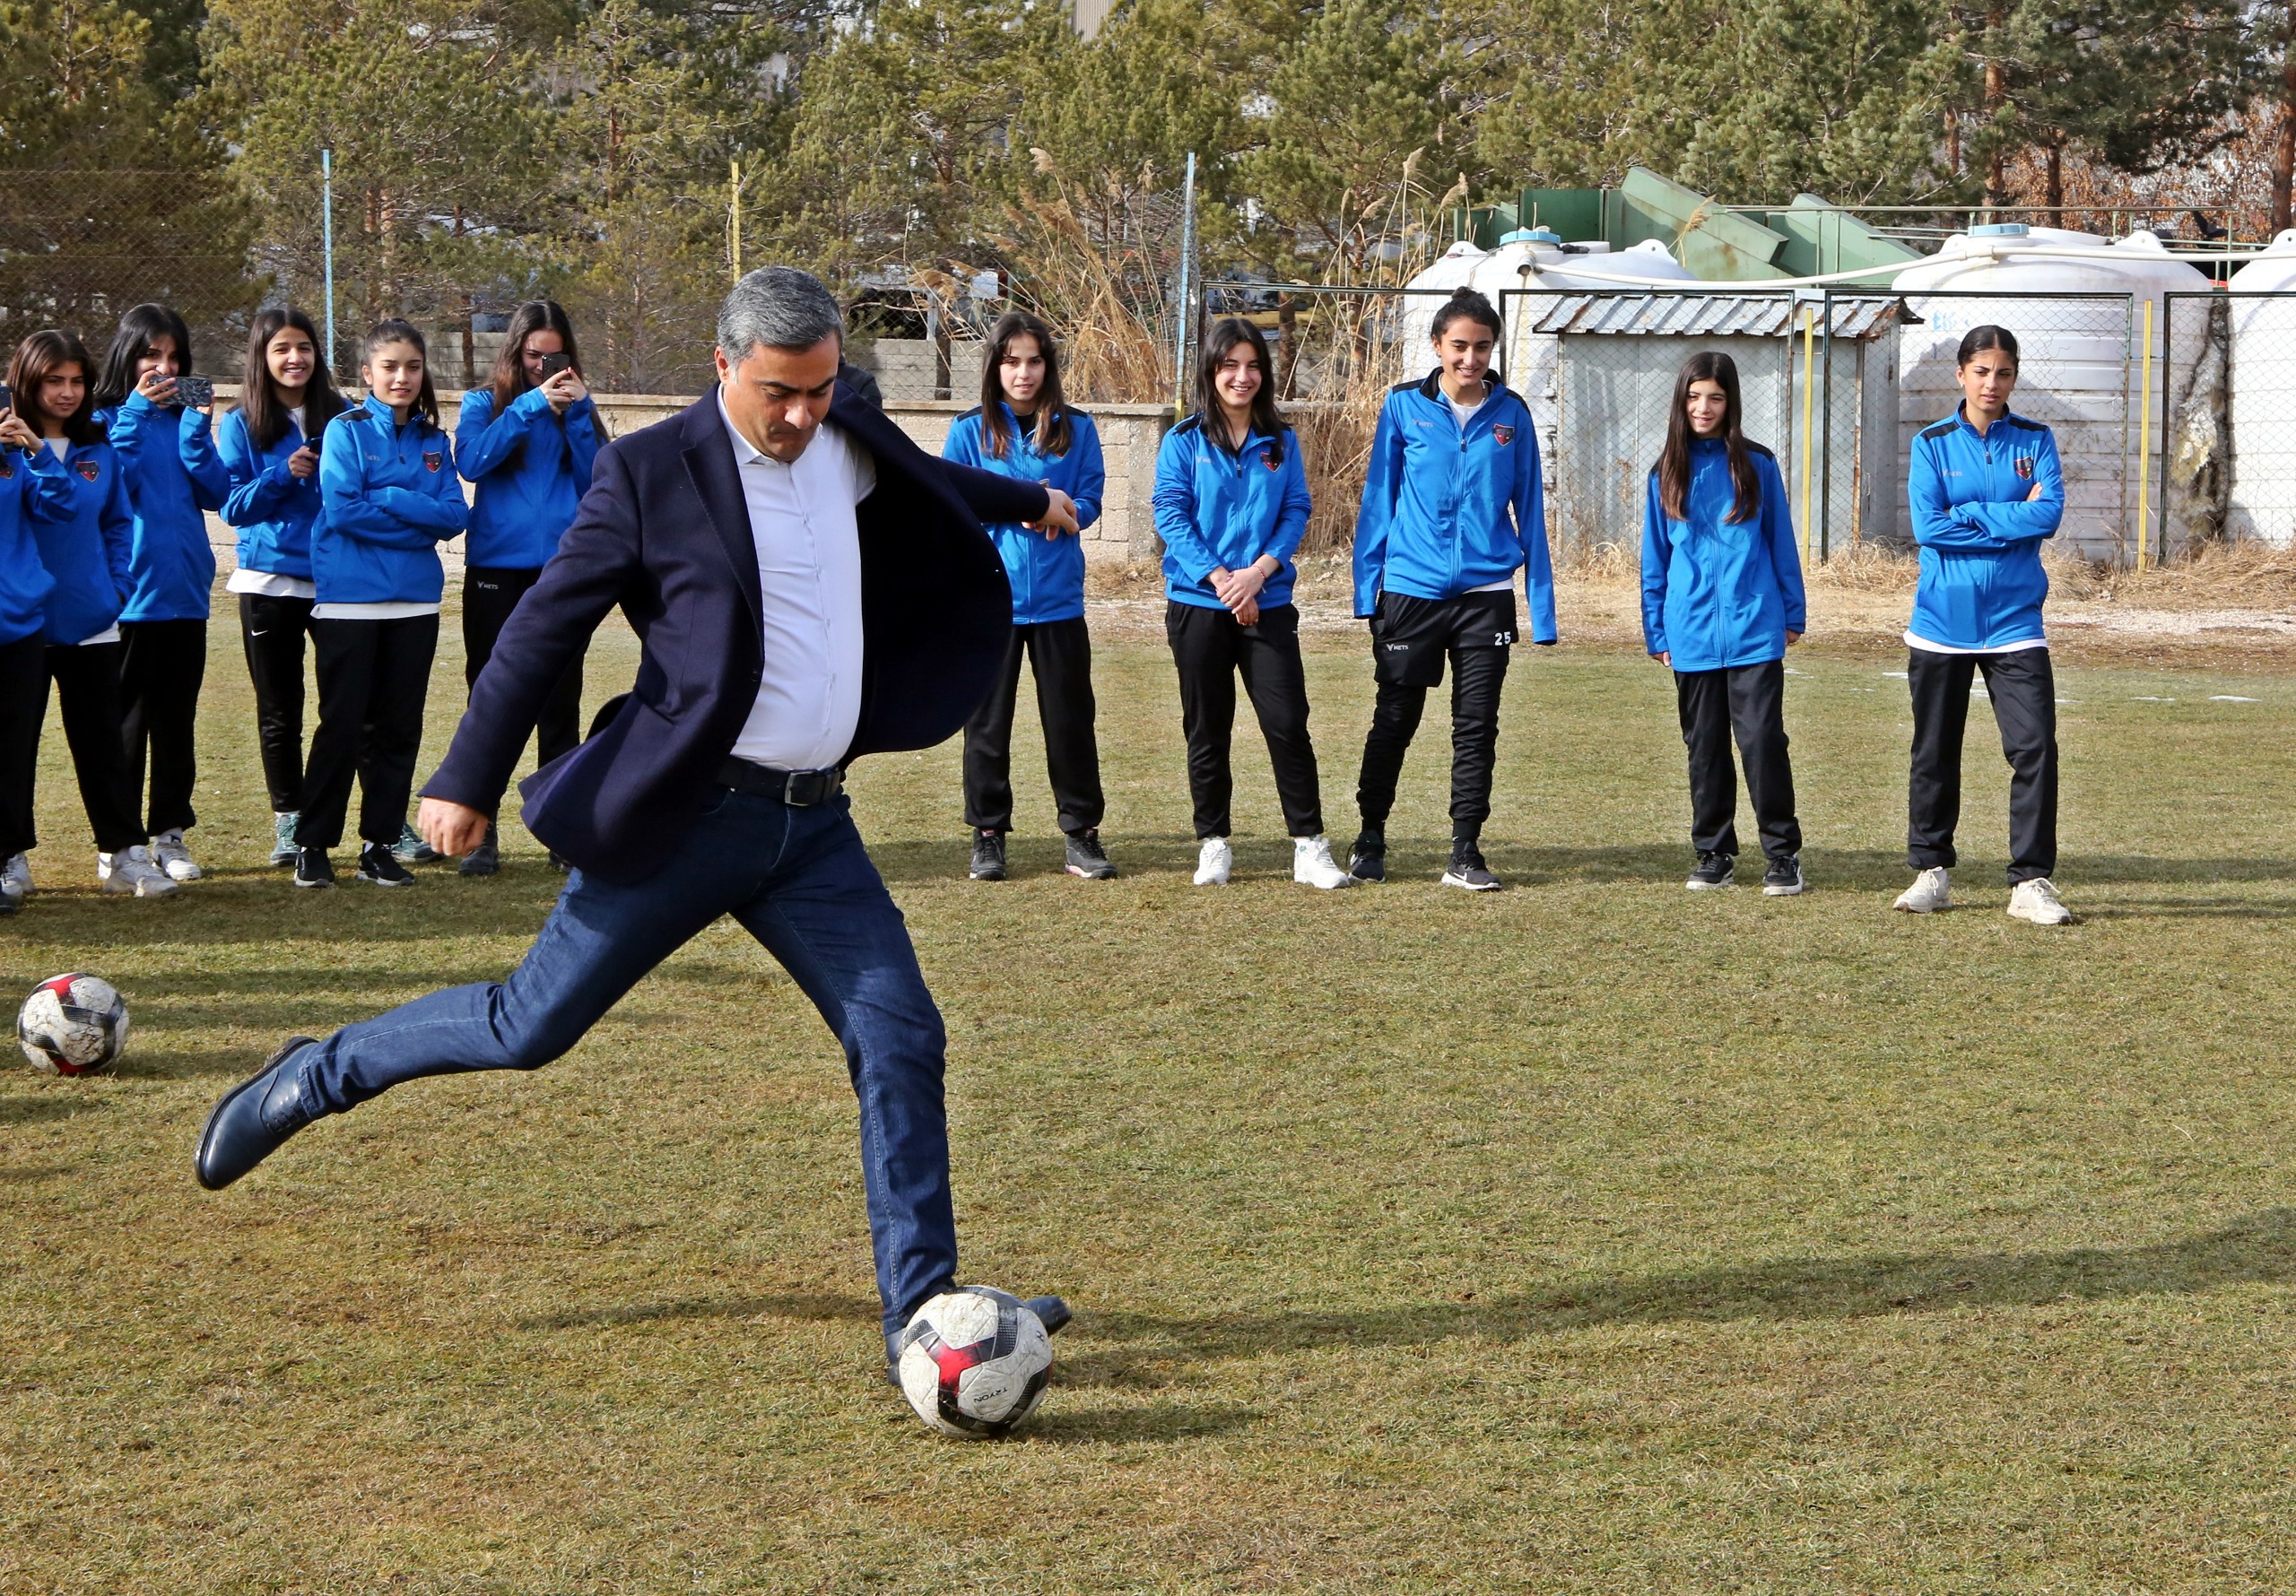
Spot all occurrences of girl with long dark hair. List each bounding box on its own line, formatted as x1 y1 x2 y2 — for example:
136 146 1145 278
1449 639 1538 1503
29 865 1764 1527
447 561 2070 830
1898 324 2070 924
94 302 229 883
6 330 175 897
0 361 73 913
940 310 1110 881
217 305 349 865
1349 287 1552 890
296 320 467 889
452 299 600 875
1640 351 1806 894
1152 317 1350 889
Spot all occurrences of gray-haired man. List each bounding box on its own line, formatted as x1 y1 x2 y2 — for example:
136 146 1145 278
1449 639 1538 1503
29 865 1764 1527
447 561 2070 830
196 267 1077 1375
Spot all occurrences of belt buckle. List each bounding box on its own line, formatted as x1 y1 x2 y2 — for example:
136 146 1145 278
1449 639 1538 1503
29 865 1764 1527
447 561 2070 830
786 768 837 807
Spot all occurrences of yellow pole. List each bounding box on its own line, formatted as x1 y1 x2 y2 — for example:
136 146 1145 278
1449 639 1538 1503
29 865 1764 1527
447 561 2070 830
1800 305 1815 560
730 160 743 282
2136 297 2155 571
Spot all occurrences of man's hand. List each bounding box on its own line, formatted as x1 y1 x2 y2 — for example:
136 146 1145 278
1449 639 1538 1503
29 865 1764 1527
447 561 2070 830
1026 487 1079 536
419 796 491 857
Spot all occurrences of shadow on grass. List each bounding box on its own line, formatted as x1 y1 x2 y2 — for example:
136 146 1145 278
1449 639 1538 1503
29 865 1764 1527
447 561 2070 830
0 1162 74 1183
1061 1207 2296 1381
867 835 2296 893
0 1093 107 1124
517 1292 880 1331
1021 1401 1262 1444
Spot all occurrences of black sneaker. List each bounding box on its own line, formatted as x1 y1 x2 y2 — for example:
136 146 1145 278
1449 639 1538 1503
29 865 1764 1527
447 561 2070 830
1348 831 1387 883
357 842 416 887
457 823 500 877
1762 854 1805 896
292 846 335 889
1686 851 1735 889
1064 828 1116 880
968 828 1006 881
1440 847 1502 891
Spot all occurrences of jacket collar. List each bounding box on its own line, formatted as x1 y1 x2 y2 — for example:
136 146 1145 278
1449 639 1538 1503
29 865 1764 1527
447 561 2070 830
1415 369 1503 406
1949 403 2033 438
681 392 764 629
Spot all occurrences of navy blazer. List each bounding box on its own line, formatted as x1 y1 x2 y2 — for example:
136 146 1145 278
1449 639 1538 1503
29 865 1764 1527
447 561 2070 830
422 386 1044 883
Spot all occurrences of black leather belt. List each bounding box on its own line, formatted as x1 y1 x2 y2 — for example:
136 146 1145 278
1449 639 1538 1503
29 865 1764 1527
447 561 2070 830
715 758 844 806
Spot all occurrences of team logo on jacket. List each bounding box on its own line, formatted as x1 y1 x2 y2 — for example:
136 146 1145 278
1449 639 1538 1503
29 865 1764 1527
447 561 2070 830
0 456 13 479
74 458 99 481
2014 456 2034 480
423 450 443 473
1261 447 1279 471
1493 425 1515 447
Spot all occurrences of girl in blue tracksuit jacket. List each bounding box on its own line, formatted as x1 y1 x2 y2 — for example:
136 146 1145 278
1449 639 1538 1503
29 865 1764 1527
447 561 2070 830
4 330 174 897
941 310 1112 881
1153 316 1352 890
1349 287 1553 891
0 395 70 909
1896 323 2071 925
453 299 600 876
296 320 469 889
1640 351 1807 896
219 304 350 866
94 303 230 883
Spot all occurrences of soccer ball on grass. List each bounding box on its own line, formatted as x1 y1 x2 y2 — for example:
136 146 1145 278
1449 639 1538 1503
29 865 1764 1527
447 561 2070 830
18 973 130 1076
897 1286 1053 1438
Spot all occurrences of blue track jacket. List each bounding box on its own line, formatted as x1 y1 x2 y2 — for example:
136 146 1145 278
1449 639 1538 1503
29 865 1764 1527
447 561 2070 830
940 404 1102 624
1907 407 2063 651
456 386 602 569
26 439 134 644
1153 415 1311 612
216 407 326 581
1353 371 1555 641
0 446 69 646
101 392 227 622
1639 438 1806 672
315 402 468 605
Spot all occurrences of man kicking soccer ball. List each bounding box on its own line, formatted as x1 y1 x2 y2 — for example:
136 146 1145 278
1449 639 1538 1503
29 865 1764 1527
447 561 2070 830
195 268 1069 1380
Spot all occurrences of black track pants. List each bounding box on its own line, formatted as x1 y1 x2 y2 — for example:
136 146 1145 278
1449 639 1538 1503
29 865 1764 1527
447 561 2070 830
1675 658 1800 861
1906 646 2057 885
961 616 1104 835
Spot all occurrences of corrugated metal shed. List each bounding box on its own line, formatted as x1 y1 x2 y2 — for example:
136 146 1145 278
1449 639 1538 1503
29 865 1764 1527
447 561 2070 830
1530 294 1900 340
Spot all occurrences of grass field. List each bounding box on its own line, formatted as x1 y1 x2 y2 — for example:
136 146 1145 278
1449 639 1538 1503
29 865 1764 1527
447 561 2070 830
7 572 2296 1592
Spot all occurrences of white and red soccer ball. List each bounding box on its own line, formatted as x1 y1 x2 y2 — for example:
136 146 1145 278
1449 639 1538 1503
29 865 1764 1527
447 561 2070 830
897 1287 1053 1438
17 973 129 1076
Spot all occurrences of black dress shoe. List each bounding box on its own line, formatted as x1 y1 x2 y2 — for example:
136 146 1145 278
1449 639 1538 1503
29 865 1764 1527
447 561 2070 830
196 1036 319 1191
1025 1294 1072 1335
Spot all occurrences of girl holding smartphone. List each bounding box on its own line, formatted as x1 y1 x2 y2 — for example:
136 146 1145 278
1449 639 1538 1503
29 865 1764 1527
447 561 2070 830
453 299 600 875
296 320 467 889
941 310 1111 882
1153 317 1352 889
217 305 349 865
95 303 228 884
1898 325 2071 925
6 331 176 897
1640 351 1806 895
0 382 71 913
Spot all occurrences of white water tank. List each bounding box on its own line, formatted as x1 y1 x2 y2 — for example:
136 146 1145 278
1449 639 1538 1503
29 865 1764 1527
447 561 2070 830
1892 224 2208 560
2225 231 2296 544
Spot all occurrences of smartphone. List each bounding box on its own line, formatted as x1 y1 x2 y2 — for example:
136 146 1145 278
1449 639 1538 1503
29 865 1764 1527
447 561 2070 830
537 351 571 381
0 381 13 415
175 375 214 408
300 425 323 458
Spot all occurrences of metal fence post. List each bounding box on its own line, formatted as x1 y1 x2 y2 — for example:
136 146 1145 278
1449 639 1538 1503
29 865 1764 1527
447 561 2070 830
1172 150 1196 421
2137 297 2154 570
320 148 336 375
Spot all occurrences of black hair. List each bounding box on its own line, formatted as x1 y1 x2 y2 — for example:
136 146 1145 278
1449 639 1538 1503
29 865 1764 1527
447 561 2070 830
7 330 104 445
979 310 1074 460
1955 325 2021 370
93 301 196 409
1431 288 1503 344
490 299 582 415
241 305 347 452
1656 351 1760 524
1195 317 1288 464
361 319 439 428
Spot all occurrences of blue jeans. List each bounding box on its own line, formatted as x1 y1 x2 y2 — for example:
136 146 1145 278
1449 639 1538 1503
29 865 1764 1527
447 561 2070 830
287 786 958 1357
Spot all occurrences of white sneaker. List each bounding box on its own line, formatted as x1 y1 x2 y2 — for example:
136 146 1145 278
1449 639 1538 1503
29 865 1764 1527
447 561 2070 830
1193 836 1232 886
2008 877 2074 925
1893 866 1950 914
152 828 202 882
0 852 28 901
1292 835 1355 889
98 845 179 897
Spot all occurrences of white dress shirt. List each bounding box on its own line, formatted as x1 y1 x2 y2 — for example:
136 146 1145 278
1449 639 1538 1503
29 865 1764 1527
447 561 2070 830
720 389 875 771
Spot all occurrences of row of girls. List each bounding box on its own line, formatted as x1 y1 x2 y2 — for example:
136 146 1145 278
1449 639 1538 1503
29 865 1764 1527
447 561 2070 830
950 290 2073 921
0 299 597 912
